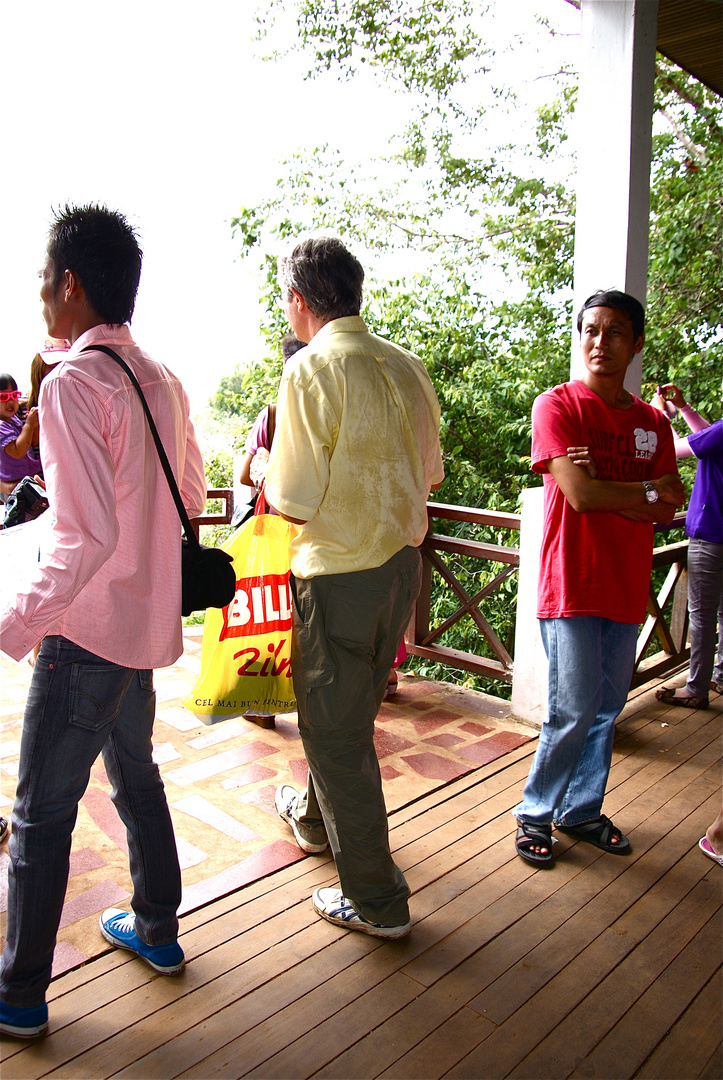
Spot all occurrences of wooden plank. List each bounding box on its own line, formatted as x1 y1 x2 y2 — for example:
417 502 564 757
242 972 423 1079
698 1045 723 1080
406 785 717 1004
378 1006 494 1080
426 502 521 530
508 876 721 1078
139 963 420 1080
425 534 520 566
406 643 512 681
634 969 722 1079
406 740 721 994
603 723 722 824
440 793 720 1078
311 979 495 1079
465 786 720 1021
568 913 722 1079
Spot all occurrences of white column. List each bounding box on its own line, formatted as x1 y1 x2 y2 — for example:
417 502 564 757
511 0 658 726
571 0 659 394
510 486 547 729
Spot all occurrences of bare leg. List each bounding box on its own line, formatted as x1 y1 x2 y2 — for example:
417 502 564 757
705 806 723 857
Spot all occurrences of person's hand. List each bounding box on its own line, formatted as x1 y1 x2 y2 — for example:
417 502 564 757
567 446 596 479
32 475 46 489
659 383 686 409
24 407 39 430
249 447 270 488
652 472 686 507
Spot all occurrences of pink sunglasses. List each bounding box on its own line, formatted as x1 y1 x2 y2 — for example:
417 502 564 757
0 390 22 402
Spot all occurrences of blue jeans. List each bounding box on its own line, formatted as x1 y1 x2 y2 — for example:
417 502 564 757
513 617 638 828
685 538 723 697
0 637 182 1007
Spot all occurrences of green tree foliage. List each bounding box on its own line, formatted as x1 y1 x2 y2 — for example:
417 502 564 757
643 61 723 418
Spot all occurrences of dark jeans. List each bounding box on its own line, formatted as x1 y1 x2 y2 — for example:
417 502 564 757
290 546 422 927
685 538 723 696
0 636 181 1006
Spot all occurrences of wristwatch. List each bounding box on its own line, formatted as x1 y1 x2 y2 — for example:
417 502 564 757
643 481 659 504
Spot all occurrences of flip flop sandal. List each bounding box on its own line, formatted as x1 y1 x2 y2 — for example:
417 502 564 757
699 836 723 867
655 686 709 709
555 814 631 855
0 817 8 844
515 823 555 868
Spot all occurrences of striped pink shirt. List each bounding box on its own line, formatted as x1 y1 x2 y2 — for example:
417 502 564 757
0 325 207 668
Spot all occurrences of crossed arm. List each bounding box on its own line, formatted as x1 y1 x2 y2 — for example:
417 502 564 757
550 450 685 524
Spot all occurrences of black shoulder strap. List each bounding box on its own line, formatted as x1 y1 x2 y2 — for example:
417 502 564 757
81 344 200 550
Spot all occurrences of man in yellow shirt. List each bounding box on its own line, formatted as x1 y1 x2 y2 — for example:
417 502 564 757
266 237 443 938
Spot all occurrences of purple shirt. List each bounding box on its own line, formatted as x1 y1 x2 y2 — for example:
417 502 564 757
244 405 271 455
686 420 723 543
0 414 41 482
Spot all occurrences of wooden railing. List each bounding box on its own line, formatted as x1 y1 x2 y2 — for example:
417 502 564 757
190 488 235 538
194 492 691 691
632 513 689 687
407 502 521 684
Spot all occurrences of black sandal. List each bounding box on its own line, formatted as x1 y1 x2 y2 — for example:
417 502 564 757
515 823 554 867
555 814 631 855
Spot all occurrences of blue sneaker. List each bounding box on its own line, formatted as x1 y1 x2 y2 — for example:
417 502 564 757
99 909 185 975
0 1000 48 1039
312 887 411 939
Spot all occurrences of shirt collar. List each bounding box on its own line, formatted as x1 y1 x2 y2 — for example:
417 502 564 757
308 316 368 346
69 324 135 358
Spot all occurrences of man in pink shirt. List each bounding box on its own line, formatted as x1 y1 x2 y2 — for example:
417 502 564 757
0 205 206 1039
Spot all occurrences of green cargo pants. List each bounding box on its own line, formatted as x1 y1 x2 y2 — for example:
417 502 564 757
289 545 422 927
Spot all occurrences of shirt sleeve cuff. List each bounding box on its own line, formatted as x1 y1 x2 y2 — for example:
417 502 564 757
0 607 38 662
265 487 319 523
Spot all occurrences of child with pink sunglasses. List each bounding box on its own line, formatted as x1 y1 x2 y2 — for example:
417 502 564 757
0 374 41 499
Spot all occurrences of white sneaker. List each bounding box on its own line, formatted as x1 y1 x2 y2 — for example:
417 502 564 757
274 784 328 854
312 887 411 939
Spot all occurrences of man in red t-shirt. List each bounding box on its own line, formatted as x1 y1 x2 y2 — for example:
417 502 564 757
513 290 686 867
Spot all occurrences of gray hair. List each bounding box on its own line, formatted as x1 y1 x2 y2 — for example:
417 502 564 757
278 236 364 320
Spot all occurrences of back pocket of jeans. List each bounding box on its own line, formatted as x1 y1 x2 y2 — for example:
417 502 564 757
69 663 135 731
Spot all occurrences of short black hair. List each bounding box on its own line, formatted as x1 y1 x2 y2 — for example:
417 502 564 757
0 373 18 392
47 204 143 325
278 236 364 320
281 334 305 361
576 289 645 340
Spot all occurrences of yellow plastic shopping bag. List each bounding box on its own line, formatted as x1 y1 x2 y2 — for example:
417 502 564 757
184 511 296 721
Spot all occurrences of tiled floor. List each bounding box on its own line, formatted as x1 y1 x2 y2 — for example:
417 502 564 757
0 628 534 981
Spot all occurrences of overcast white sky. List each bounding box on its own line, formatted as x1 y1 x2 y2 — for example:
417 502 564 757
2 1 580 417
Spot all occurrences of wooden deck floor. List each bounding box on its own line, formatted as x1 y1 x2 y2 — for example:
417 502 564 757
2 677 721 1079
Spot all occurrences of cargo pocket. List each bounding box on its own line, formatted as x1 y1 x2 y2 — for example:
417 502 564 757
291 576 335 691
325 580 387 657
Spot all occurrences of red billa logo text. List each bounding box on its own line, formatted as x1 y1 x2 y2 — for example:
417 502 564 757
220 573 294 680
221 573 293 639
